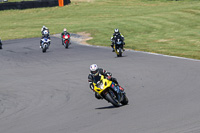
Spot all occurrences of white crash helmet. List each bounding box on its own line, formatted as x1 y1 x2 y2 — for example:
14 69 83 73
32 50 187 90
43 30 48 35
64 28 67 32
90 64 99 76
114 28 119 33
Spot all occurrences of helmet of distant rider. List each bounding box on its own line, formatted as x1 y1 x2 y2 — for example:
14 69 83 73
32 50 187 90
64 28 67 32
114 28 119 34
43 25 46 29
90 64 99 76
43 30 48 35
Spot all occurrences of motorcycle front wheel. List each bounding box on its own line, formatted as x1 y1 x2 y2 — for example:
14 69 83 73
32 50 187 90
42 46 47 53
117 48 122 57
105 92 120 107
65 42 68 49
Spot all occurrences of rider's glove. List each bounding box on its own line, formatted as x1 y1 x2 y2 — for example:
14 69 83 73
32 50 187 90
106 72 112 77
107 76 111 80
90 83 94 91
97 81 101 85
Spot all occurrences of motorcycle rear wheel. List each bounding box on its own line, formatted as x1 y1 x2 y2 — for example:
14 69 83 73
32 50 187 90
121 93 128 105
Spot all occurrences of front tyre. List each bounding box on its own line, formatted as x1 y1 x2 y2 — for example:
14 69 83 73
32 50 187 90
105 92 120 107
65 42 68 49
42 45 47 53
119 48 122 57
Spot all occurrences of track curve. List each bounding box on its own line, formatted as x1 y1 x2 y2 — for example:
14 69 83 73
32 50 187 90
0 36 200 133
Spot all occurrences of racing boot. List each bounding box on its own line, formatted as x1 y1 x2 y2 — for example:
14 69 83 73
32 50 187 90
40 40 42 48
119 86 124 92
123 42 125 51
112 48 115 52
111 44 115 52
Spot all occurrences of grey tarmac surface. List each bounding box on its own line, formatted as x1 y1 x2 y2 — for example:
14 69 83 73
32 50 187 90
0 36 200 133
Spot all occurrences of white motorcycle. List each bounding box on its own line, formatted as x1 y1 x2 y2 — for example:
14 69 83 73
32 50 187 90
40 30 50 53
41 37 50 53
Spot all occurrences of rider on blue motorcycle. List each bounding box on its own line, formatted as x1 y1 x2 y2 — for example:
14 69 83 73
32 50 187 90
41 26 50 37
88 64 124 99
40 26 50 48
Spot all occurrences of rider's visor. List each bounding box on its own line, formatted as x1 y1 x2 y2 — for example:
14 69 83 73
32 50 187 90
91 70 97 75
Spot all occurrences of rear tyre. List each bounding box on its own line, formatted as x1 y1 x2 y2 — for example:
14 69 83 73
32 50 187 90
0 45 2 49
121 93 128 105
105 92 120 107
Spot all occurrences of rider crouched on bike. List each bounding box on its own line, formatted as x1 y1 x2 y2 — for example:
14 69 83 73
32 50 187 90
88 64 124 99
61 28 71 44
110 28 125 52
40 26 50 48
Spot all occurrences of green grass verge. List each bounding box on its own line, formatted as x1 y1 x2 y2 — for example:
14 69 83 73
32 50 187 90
0 0 200 59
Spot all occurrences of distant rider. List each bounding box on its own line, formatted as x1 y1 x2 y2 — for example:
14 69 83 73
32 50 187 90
110 28 125 52
41 25 50 37
61 28 71 44
61 28 70 37
40 26 50 48
0 38 2 49
88 64 124 99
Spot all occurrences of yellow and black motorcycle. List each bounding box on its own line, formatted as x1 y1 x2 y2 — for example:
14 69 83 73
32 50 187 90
93 75 128 107
113 36 124 57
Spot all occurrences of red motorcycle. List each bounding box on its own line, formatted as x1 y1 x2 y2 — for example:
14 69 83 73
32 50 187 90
62 34 70 49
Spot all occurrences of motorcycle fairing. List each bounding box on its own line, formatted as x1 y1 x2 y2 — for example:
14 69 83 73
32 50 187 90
110 82 120 94
93 75 101 84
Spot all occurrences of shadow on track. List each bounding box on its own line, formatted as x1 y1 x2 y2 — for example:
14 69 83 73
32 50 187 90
114 55 128 58
95 104 128 110
95 105 118 110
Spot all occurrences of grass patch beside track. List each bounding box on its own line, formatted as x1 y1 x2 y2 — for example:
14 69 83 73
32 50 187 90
0 0 200 59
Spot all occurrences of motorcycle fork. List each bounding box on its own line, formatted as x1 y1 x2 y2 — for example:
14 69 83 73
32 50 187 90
109 89 120 102
112 85 123 102
65 39 69 44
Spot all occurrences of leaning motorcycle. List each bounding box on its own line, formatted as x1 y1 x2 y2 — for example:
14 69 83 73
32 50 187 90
41 37 50 53
113 36 124 57
93 75 128 107
62 34 70 49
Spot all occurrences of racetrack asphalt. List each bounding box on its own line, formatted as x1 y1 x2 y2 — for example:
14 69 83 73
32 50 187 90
0 36 200 133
